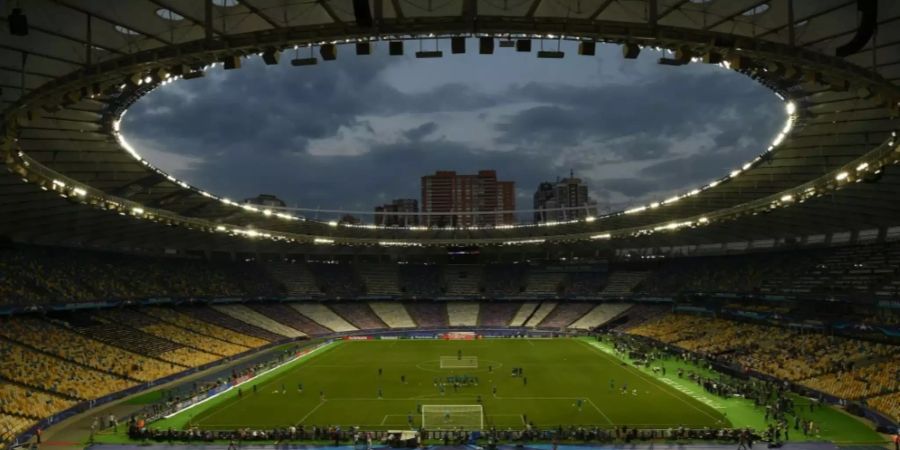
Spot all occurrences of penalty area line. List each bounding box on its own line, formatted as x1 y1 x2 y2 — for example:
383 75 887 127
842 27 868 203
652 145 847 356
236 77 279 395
296 400 327 426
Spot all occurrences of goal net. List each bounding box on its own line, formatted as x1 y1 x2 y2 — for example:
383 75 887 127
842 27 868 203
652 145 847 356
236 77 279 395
440 356 478 369
421 405 483 430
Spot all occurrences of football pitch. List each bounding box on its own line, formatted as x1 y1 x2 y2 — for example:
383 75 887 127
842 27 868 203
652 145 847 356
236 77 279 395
167 338 729 430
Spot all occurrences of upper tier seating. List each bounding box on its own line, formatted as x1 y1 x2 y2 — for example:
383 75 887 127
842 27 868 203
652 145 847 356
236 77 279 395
248 303 333 335
404 302 448 328
525 271 565 295
478 302 521 327
446 302 480 327
358 265 401 296
308 263 364 298
398 265 442 298
568 303 633 330
443 266 483 296
600 272 649 296
328 303 388 329
265 262 321 296
211 304 306 338
536 302 595 328
291 303 358 332
369 301 416 328
482 265 526 295
566 273 606 296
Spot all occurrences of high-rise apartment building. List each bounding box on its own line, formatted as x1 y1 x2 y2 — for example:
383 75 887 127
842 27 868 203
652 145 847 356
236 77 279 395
421 170 516 227
374 198 419 227
533 172 597 223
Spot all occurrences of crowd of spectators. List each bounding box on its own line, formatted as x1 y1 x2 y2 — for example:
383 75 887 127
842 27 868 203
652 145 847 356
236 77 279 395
626 313 899 420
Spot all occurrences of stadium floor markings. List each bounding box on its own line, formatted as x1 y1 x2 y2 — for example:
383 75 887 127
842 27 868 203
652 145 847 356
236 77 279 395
296 400 327 425
577 340 724 424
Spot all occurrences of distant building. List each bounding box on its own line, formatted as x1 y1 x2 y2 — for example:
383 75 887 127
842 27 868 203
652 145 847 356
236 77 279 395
421 170 516 227
375 199 419 227
533 171 597 223
338 214 361 225
244 194 286 208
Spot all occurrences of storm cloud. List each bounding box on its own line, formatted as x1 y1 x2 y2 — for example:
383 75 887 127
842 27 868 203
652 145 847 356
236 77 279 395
123 40 783 219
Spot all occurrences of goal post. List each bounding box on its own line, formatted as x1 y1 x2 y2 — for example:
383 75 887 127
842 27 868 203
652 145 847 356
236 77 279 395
440 356 478 369
421 405 484 430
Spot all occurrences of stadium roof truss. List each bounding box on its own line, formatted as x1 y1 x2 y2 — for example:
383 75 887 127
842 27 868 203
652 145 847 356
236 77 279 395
1 0 899 252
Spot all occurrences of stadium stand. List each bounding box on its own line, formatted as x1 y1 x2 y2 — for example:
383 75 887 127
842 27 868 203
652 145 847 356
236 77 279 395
0 383 76 420
211 305 306 338
265 262 321 296
524 302 558 327
0 340 134 400
525 271 565 295
478 302 522 327
536 302 595 328
398 265 442 297
509 302 539 326
404 302 449 328
290 303 358 332
358 264 401 296
0 246 282 306
568 303 633 330
0 317 183 382
368 301 416 328
248 303 333 336
176 307 282 342
327 303 388 329
139 308 262 354
600 272 649 296
482 265 526 295
0 414 36 446
446 302 480 327
308 263 364 298
62 315 210 367
566 273 606 296
868 392 900 423
443 265 483 295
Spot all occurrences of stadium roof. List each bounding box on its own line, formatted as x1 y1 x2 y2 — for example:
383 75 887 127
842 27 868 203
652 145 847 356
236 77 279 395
1 0 899 253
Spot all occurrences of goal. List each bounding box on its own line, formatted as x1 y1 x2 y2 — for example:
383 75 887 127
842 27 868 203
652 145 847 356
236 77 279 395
421 405 483 430
440 356 478 369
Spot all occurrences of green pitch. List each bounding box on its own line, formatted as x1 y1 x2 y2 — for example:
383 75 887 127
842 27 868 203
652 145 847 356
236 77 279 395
171 338 728 430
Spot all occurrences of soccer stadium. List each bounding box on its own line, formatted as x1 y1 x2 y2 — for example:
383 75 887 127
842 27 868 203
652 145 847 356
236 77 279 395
1 1 900 450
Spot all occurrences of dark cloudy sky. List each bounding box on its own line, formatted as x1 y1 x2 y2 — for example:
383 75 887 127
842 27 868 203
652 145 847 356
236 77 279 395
122 40 783 220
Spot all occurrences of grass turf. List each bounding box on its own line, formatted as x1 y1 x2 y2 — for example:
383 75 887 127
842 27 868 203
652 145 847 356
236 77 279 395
167 338 729 430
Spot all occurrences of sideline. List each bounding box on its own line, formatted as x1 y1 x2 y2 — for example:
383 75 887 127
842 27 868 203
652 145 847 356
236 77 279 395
163 340 338 419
